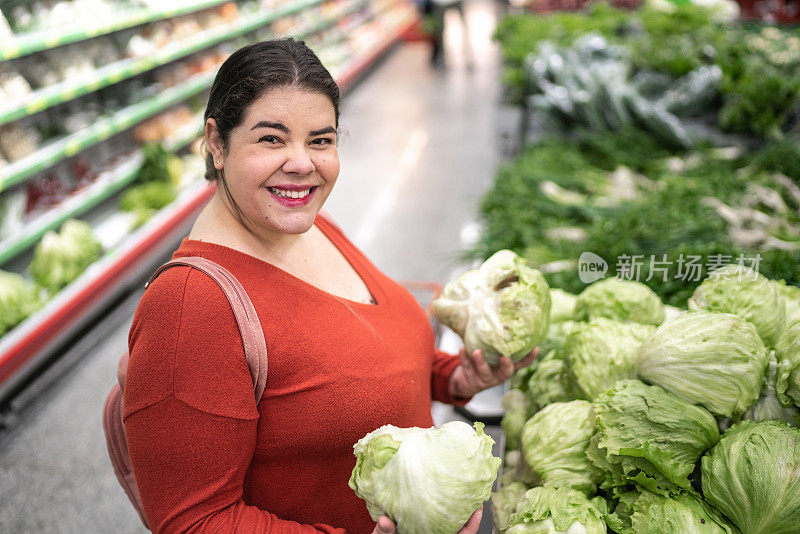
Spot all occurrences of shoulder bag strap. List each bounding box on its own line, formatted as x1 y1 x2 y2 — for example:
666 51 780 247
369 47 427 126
145 256 268 402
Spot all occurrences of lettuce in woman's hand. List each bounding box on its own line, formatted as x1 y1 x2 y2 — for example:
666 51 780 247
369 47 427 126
433 250 551 365
349 421 500 534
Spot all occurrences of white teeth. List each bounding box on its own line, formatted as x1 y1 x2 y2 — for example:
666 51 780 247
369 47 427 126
268 187 312 199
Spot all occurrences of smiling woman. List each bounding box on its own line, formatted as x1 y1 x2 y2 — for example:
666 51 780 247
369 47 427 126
121 38 528 534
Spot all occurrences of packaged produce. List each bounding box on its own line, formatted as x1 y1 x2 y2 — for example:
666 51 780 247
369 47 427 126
349 421 499 534
432 250 551 365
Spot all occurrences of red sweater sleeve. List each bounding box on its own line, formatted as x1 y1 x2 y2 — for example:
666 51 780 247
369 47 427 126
430 349 472 406
124 267 346 534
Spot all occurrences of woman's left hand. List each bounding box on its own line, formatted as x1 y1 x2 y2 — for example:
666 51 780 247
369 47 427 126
449 347 538 399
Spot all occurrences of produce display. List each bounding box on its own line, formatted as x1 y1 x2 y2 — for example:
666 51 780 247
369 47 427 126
349 421 500 533
30 218 103 293
495 265 800 533
479 1 800 310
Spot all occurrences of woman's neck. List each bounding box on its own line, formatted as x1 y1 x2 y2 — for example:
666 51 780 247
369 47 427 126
190 191 312 262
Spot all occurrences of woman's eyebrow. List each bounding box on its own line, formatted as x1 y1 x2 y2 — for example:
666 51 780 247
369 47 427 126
310 126 337 136
251 121 288 132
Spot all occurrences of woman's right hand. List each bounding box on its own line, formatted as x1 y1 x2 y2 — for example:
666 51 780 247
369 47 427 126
371 508 482 534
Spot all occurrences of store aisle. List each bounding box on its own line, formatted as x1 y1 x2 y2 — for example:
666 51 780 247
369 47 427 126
0 0 512 531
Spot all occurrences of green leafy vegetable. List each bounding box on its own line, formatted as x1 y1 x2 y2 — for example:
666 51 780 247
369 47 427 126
349 421 500 533
574 278 665 325
433 250 551 364
502 389 532 451
637 310 768 417
689 264 786 347
605 489 735 534
29 219 103 294
0 270 43 337
701 420 800 534
589 379 719 496
560 318 655 400
520 400 599 494
506 486 608 534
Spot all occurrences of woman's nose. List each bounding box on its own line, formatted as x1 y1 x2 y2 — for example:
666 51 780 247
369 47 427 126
281 145 314 175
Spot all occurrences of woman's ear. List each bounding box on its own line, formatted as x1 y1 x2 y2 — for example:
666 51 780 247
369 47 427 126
205 118 224 169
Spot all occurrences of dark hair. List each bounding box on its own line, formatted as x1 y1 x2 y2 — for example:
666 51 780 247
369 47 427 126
202 38 340 183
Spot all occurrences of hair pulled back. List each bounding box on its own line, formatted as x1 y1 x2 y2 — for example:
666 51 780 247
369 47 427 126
202 38 340 181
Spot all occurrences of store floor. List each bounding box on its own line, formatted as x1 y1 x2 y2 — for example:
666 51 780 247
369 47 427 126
0 1 516 531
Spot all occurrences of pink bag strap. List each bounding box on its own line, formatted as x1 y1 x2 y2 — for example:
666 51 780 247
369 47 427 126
145 256 268 402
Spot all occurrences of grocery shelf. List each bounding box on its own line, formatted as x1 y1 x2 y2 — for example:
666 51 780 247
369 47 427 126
0 180 216 401
0 71 214 194
0 0 328 127
0 156 142 266
0 0 230 61
334 10 418 88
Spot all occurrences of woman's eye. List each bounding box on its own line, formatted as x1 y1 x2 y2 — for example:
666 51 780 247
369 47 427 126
311 137 334 146
258 135 280 144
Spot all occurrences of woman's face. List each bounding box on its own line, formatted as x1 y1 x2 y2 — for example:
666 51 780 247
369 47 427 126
209 85 339 237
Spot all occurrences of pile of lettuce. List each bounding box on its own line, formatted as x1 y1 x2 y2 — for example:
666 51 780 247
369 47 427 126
496 269 800 534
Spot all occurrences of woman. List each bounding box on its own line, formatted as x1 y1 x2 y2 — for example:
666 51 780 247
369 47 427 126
124 38 534 533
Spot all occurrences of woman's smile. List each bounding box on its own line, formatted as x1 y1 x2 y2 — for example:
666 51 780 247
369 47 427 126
267 185 318 206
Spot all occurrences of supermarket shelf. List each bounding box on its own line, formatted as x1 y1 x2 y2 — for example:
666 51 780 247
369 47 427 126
0 180 216 402
0 0 328 127
0 0 229 61
0 71 214 194
0 6 414 405
0 118 202 267
335 14 418 88
0 156 141 266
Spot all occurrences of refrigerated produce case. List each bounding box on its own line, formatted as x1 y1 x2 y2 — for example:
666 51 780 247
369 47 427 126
0 0 419 406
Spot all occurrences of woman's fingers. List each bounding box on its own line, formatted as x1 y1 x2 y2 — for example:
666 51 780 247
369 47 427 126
470 349 494 383
513 347 538 370
373 516 395 534
457 507 484 534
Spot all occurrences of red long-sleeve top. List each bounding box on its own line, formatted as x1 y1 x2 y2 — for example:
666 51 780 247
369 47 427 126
123 215 468 533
